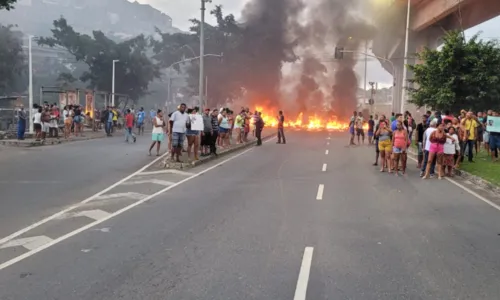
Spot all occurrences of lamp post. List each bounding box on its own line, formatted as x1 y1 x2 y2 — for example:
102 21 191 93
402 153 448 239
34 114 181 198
400 0 411 114
28 35 34 134
111 59 119 107
199 0 206 110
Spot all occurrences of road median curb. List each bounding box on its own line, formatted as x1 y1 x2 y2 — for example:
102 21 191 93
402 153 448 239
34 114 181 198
0 134 106 147
161 133 276 170
407 149 500 195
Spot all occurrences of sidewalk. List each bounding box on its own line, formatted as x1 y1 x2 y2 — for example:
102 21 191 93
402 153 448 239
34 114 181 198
0 130 107 147
160 129 276 170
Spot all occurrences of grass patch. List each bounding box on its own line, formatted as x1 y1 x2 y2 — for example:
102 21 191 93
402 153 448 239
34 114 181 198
459 150 500 186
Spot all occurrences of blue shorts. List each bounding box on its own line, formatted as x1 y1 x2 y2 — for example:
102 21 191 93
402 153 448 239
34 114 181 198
137 122 144 128
489 134 500 150
172 132 185 148
186 129 200 136
349 127 354 135
219 127 229 134
152 133 164 142
393 147 404 154
368 131 374 137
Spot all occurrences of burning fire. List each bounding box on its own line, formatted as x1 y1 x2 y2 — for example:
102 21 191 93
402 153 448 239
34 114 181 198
254 106 353 131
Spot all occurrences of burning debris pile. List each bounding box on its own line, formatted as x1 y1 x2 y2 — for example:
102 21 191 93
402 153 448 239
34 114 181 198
239 0 376 130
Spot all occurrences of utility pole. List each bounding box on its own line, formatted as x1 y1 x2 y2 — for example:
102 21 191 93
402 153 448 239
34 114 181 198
364 40 368 98
400 0 411 114
199 0 209 110
28 35 34 134
112 59 119 107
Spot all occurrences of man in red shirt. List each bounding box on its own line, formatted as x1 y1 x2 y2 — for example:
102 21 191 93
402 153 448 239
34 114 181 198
125 108 137 143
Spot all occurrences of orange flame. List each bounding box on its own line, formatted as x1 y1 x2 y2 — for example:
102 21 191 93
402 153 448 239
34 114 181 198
254 106 360 131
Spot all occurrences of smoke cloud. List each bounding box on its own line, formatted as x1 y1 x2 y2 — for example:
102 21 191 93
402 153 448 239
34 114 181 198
240 0 376 119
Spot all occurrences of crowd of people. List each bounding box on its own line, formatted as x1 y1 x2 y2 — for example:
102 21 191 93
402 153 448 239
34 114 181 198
147 104 269 161
366 109 500 179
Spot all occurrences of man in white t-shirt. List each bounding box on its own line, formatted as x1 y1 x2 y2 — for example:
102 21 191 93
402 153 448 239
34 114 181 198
33 107 42 141
169 103 188 162
420 119 437 177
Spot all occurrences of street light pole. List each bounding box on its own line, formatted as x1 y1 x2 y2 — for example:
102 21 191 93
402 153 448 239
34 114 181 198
199 0 207 110
364 40 368 98
111 59 119 107
400 0 411 114
28 35 34 134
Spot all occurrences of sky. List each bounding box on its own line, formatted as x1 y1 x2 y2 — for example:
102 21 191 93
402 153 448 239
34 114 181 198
132 0 500 88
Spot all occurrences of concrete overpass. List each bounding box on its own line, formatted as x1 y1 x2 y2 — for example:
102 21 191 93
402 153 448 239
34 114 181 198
372 0 500 113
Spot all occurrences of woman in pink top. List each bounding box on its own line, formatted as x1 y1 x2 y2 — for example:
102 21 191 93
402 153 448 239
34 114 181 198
392 120 408 176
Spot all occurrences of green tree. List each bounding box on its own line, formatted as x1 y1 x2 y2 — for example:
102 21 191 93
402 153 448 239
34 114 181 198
38 17 160 102
408 31 500 112
0 24 26 95
151 5 297 106
0 0 17 10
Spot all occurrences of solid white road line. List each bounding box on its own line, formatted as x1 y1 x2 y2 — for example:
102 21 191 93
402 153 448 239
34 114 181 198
122 179 174 186
0 236 53 251
293 247 314 300
0 140 273 271
322 164 327 172
316 184 324 200
138 169 195 176
407 156 500 212
325 150 329 155
0 152 170 247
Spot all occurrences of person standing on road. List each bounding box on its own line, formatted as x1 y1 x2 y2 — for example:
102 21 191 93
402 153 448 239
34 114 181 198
420 119 438 178
210 109 219 156
234 110 245 144
169 103 189 162
41 107 51 141
17 105 26 140
460 111 478 163
105 107 114 137
392 120 408 176
356 111 365 145
186 108 200 161
277 110 286 144
201 108 213 156
125 109 137 143
349 111 356 146
33 107 42 141
375 118 392 172
149 109 165 156
415 115 428 169
367 115 375 145
136 107 145 135
255 111 264 146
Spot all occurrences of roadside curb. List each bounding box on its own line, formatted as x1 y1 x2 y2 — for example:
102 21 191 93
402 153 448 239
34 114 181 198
0 134 107 147
407 149 500 195
161 133 276 170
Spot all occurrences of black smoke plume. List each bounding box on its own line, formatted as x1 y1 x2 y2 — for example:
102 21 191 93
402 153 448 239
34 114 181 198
239 0 376 119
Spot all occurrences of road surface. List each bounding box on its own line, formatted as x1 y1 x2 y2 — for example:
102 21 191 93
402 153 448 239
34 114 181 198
0 134 163 238
0 131 500 299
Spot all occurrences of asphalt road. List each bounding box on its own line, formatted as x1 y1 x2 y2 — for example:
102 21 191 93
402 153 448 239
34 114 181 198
1 131 500 299
0 133 162 237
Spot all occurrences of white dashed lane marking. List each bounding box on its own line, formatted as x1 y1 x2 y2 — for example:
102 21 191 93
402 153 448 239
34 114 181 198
316 184 324 200
322 164 327 172
293 247 314 300
325 150 329 155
